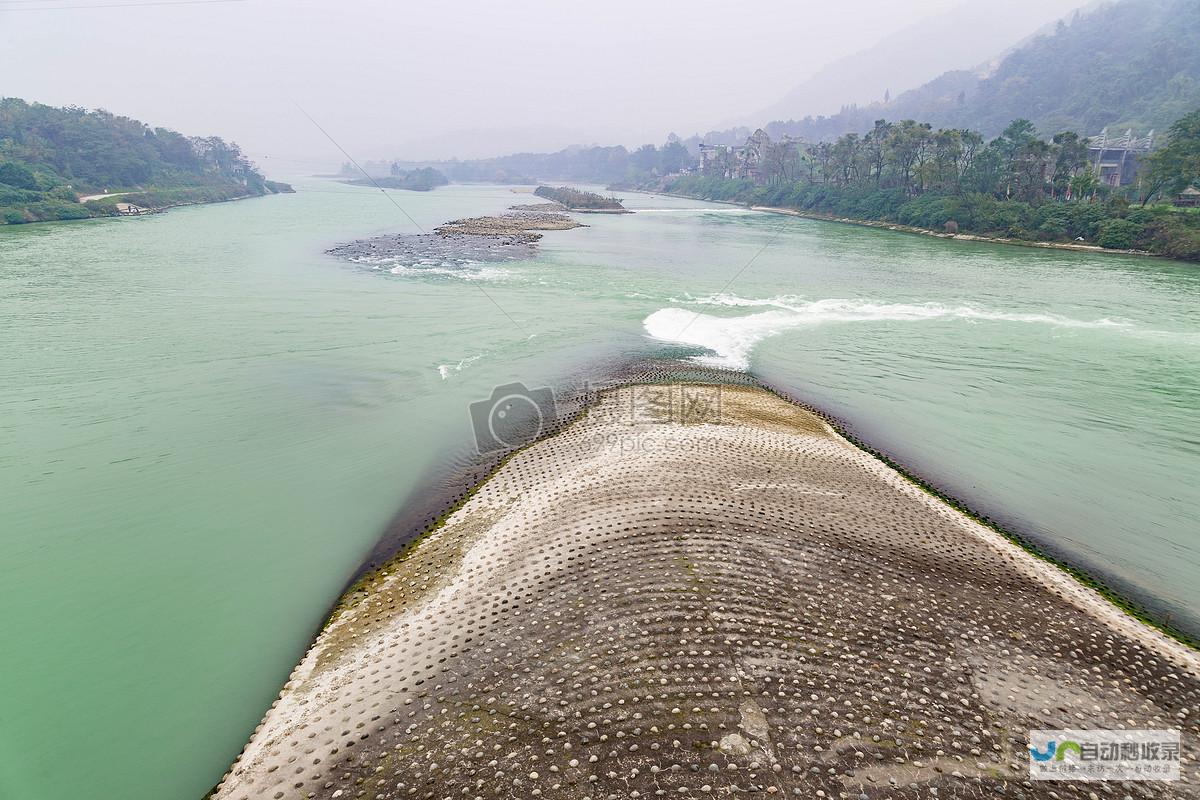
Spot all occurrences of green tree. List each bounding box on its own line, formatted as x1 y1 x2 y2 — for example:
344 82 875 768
1097 219 1141 249
829 133 861 187
1051 132 1090 199
885 120 933 195
0 161 40 190
812 142 834 184
928 129 963 191
660 141 690 174
631 144 660 175
1070 167 1100 202
992 119 1039 199
760 140 803 183
1140 108 1200 204
863 120 893 184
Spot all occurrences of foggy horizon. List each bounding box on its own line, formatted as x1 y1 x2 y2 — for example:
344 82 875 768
1 0 1092 171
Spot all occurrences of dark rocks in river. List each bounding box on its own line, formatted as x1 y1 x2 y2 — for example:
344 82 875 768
508 202 566 212
326 207 585 276
326 232 537 271
434 211 582 238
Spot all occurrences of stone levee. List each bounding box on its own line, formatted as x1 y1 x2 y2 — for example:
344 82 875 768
211 384 1200 800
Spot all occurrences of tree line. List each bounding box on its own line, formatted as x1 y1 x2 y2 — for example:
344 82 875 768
399 139 692 187
667 111 1200 262
752 119 1105 203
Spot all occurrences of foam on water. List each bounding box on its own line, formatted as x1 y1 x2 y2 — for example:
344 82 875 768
437 353 485 380
643 307 797 369
387 263 511 281
645 294 1145 370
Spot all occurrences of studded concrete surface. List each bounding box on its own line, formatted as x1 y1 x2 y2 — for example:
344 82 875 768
212 384 1200 800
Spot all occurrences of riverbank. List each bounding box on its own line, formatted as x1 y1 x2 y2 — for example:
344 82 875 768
629 188 1172 260
211 379 1200 800
750 205 1158 258
0 184 294 227
655 170 1200 262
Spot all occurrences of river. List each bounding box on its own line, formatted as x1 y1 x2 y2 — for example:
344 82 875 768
1 180 1197 799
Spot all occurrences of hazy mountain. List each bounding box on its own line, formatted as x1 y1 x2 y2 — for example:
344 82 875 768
926 0 1200 135
759 0 1200 140
751 0 1094 125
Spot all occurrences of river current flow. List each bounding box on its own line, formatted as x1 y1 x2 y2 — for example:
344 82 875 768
1 181 1197 799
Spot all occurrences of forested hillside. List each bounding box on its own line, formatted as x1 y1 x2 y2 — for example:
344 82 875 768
751 0 1090 125
0 98 291 224
758 0 1200 142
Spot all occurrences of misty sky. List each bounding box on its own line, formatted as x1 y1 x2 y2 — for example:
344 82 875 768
1 0 1086 170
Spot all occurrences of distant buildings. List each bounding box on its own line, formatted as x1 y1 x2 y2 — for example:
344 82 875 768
1087 128 1154 187
696 143 727 176
698 129 805 183
1175 187 1200 208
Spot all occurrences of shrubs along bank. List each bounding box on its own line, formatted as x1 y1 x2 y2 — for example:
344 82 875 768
670 176 1200 261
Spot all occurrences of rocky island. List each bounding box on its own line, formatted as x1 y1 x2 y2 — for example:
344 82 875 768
344 167 450 192
434 210 582 239
326 203 587 275
534 185 630 213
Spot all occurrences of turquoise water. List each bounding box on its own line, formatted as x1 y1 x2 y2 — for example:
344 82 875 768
1 182 1197 799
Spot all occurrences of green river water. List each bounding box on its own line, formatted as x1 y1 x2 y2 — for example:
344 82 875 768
1 182 1198 799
